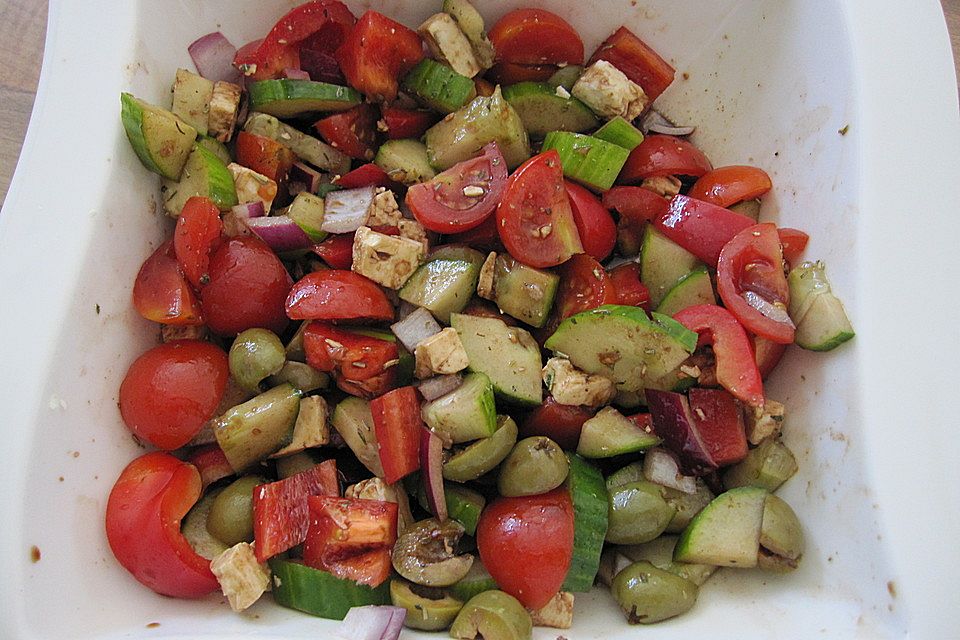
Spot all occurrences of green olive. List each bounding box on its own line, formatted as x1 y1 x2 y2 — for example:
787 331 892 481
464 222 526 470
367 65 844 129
275 451 323 479
611 560 698 624
393 519 474 587
497 436 568 497
450 590 532 640
266 360 329 393
181 487 229 560
229 328 286 392
206 475 265 546
662 480 714 533
443 416 518 483
757 494 804 572
606 481 676 544
390 579 463 631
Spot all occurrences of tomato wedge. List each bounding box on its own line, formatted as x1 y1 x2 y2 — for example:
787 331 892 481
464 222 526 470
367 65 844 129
565 181 617 261
486 62 558 85
335 163 402 190
603 185 670 225
554 254 618 321
302 321 399 382
235 131 297 184
286 270 394 322
489 9 584 66
619 135 713 182
607 262 651 310
133 240 204 325
520 397 595 451
381 106 439 140
370 386 422 484
688 165 773 208
654 195 755 266
407 143 508 234
335 11 423 102
311 233 355 269
778 227 809 266
589 26 675 101
497 150 583 268
754 334 788 379
313 103 379 161
174 196 223 289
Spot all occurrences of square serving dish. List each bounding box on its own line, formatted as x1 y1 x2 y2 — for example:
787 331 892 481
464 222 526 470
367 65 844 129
1 1 959 638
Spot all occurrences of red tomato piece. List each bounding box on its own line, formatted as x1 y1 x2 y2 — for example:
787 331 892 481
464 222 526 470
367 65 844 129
485 62 558 85
132 240 204 326
311 233 355 269
627 412 654 431
655 195 755 267
673 304 764 408
687 388 748 466
336 369 397 399
381 106 440 140
477 487 575 609
300 48 346 83
201 236 292 336
778 227 809 266
620 135 713 182
565 181 617 261
370 386 422 484
407 143 508 234
608 262 651 310
717 223 794 344
444 214 503 251
235 131 297 184
253 460 339 562
119 340 228 450
489 9 584 66
105 452 218 598
302 321 399 380
474 77 496 97
754 334 788 379
234 38 300 81
555 254 618 321
688 165 773 208
174 196 223 289
589 26 675 101
603 185 670 225
313 102 379 161
286 269 394 322
334 163 402 190
185 444 234 489
519 397 596 451
335 11 423 102
497 150 583 268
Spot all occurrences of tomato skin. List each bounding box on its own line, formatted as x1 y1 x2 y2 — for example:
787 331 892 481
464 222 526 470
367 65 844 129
489 9 584 66
119 340 228 450
185 444 234 489
565 181 616 261
555 254 618 321
105 452 218 598
133 240 204 326
754 334 787 379
381 107 439 140
688 165 773 208
235 131 297 184
407 143 508 234
234 38 300 81
477 487 575 609
607 262 651 310
717 223 794 344
313 103 379 161
589 26 675 101
655 195 756 267
497 150 584 268
335 11 424 102
334 163 402 190
486 62 557 85
370 387 422 485
619 135 713 182
302 322 398 397
201 236 292 336
311 233 355 269
444 214 503 251
174 196 223 289
777 227 809 266
286 270 394 322
519 397 595 451
603 185 670 225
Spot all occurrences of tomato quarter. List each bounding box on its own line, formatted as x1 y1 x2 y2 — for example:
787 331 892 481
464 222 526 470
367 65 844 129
688 165 773 208
589 26 675 100
286 269 394 322
565 180 617 261
619 134 713 182
174 196 223 289
313 102 379 161
335 11 423 102
133 240 204 326
489 9 584 66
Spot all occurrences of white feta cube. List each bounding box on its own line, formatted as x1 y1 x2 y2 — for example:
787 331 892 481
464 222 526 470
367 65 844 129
419 13 482 78
208 80 242 142
572 60 649 122
397 218 430 253
476 251 497 300
528 591 574 629
228 163 277 210
415 327 470 379
367 188 403 226
745 399 785 445
542 357 617 408
351 225 426 289
210 542 271 612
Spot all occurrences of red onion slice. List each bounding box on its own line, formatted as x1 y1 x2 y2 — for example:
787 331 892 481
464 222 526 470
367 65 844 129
188 32 240 84
245 215 314 253
743 291 796 328
643 447 698 494
416 374 463 402
335 605 406 640
322 186 376 234
391 307 442 352
230 201 265 220
640 109 696 136
290 162 324 194
283 67 311 81
420 426 448 522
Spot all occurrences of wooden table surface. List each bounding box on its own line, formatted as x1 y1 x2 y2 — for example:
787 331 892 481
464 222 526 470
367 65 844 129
1 1 959 205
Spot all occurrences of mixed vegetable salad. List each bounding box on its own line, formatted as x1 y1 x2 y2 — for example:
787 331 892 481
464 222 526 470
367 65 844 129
110 0 855 636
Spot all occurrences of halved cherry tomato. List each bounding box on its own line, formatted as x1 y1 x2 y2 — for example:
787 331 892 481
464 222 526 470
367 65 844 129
688 165 773 208
608 262 651 310
486 62 557 85
371 386 422 484
302 322 399 398
477 487 575 609
619 135 713 182
119 340 228 450
778 227 809 266
603 185 670 225
335 11 423 102
519 397 596 451
313 103 379 161
444 214 503 251
687 388 748 466
235 131 297 184
407 143 508 234
655 195 755 266
754 334 787 379
234 38 300 81
381 106 439 140
200 236 293 336
555 254 618 321
497 150 583 268
717 223 794 344
673 304 764 407
565 180 617 261
311 233 355 269
132 240 204 326
489 9 584 66
185 444 234 489
334 163 402 190
174 196 223 289
589 26 675 101
286 270 394 322
105 452 219 598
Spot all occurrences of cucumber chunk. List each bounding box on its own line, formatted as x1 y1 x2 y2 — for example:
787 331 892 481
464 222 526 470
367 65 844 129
247 79 361 118
443 415 519 482
547 65 584 91
491 254 559 328
422 372 497 443
673 486 766 567
120 93 197 180
197 135 231 165
402 58 476 114
640 225 702 309
593 116 645 151
787 260 855 351
287 192 327 242
244 112 350 175
269 559 390 619
213 383 302 472
502 82 598 138
541 131 630 192
413 478 486 536
576 406 660 458
400 248 484 323
561 454 609 592
172 68 214 135
375 138 437 186
160 143 238 216
330 396 384 477
656 265 716 316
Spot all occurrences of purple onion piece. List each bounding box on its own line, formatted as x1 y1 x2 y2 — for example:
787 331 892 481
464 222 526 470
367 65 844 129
230 201 265 220
416 374 463 402
188 32 240 83
245 215 314 253
283 67 311 81
643 447 698 494
335 605 406 640
300 48 345 84
420 426 448 522
290 162 324 193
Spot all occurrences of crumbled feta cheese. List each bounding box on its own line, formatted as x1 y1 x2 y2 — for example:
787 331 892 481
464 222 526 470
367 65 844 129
228 163 278 210
207 80 242 142
352 225 425 289
271 396 329 458
414 327 470 379
555 85 571 100
418 13 482 78
542 357 617 408
476 251 497 300
367 188 403 226
745 399 785 445
210 542 271 612
396 218 429 253
572 60 649 122
528 591 574 629
641 175 682 198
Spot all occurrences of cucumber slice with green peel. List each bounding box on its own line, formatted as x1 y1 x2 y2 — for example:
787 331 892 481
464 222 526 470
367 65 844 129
593 116 645 151
120 93 198 180
330 396 384 477
213 383 302 472
545 305 698 395
390 579 464 631
402 59 477 114
502 82 598 138
197 135 231 165
413 478 486 535
561 454 609 592
181 487 229 561
450 313 543 406
722 437 798 492
788 261 854 351
491 254 559 328
442 0 496 69
656 266 716 316
287 192 327 242
422 372 497 443
375 138 438 186
247 79 361 118
576 406 660 458
244 112 350 174
448 561 498 602
547 65 584 91
160 143 238 216
662 481 714 533
640 225 702 309
541 131 630 192
673 486 767 567
400 249 484 324
443 415 518 482
172 68 214 136
269 559 390 619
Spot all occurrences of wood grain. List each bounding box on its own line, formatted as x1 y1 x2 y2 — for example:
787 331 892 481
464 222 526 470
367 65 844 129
1 1 959 206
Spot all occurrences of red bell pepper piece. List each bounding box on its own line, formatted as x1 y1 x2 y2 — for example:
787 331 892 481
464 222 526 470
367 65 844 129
311 233 355 269
185 444 234 489
655 195 755 266
687 388 748 467
589 26 675 101
777 227 810 266
370 386 423 484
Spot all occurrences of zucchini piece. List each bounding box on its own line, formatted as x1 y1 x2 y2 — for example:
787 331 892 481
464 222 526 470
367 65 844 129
247 79 361 118
269 559 390 619
640 225 702 309
400 248 485 323
541 131 630 192
244 112 350 174
422 371 497 443
443 415 518 482
656 265 716 316
787 260 855 351
561 454 609 592
593 115 645 151
490 253 559 328
160 143 238 216
120 93 197 180
547 65 584 91
502 82 598 138
576 406 660 458
287 192 327 242
375 139 437 186
213 383 302 472
172 68 214 135
673 487 767 568
442 0 496 69
402 58 476 114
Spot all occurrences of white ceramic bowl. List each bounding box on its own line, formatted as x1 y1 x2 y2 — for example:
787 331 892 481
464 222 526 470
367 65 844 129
2 1 959 638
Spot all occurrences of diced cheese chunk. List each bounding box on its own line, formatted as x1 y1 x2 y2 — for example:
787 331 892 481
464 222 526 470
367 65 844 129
271 396 330 458
572 60 649 122
208 80 242 142
528 591 574 629
396 218 429 253
542 357 616 408
418 13 482 78
367 188 403 226
228 163 278 210
745 399 785 445
345 477 415 532
641 175 682 198
161 323 208 343
476 251 497 300
414 327 470 379
210 542 271 612
352 225 426 289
